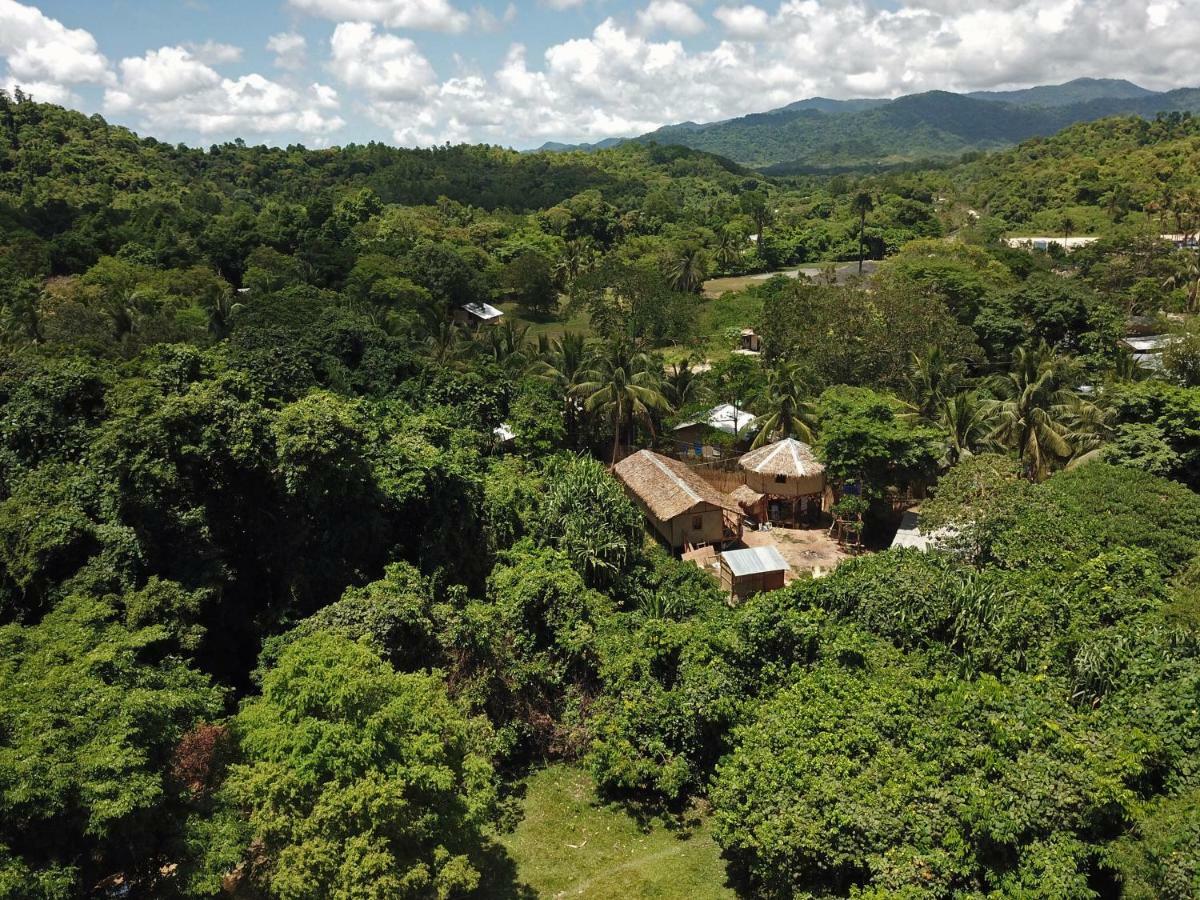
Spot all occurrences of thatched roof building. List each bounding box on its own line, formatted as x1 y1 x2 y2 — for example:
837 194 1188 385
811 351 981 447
739 438 826 497
614 450 741 550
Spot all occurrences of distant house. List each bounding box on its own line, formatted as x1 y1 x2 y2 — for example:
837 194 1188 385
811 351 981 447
1121 334 1176 370
738 438 827 526
614 449 742 551
672 403 757 458
492 422 516 448
1161 232 1200 250
453 302 504 328
719 545 789 602
1002 236 1099 252
739 328 761 353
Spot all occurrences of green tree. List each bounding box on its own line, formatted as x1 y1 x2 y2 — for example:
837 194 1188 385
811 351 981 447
751 362 817 449
850 190 874 274
574 341 670 464
987 343 1103 480
0 594 221 897
189 631 499 899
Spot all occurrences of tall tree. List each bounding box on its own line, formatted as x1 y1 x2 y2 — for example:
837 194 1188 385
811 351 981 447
987 343 1103 480
851 191 874 274
751 362 818 449
573 340 670 465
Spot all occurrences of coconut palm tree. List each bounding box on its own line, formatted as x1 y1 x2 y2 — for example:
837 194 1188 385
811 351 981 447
937 391 995 467
666 244 711 294
477 319 531 372
530 331 589 445
573 340 671 465
663 358 706 410
714 227 743 272
419 310 474 369
850 191 874 275
750 362 817 449
1163 250 1200 313
987 342 1102 480
904 347 965 421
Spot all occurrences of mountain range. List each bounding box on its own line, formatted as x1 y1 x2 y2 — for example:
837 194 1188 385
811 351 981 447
535 78 1200 172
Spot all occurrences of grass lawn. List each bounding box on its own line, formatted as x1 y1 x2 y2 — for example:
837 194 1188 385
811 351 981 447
499 299 593 341
486 764 737 899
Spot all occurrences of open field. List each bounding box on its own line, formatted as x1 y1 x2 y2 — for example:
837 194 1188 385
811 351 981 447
487 765 737 899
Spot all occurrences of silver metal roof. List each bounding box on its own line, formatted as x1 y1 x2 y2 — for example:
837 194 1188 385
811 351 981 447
461 302 504 320
721 545 789 577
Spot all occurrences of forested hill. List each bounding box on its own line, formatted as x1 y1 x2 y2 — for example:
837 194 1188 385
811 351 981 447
0 95 744 219
539 80 1200 171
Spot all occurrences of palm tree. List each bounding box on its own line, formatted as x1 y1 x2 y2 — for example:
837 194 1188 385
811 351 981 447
1163 250 1200 313
477 319 531 372
714 227 743 272
419 310 474 369
750 362 817 449
663 359 706 410
904 347 964 421
573 341 671 465
850 191 874 274
666 244 710 294
987 343 1102 481
937 392 995 467
530 331 589 444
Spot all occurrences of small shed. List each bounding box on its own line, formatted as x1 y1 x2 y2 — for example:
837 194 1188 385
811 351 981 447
453 302 504 328
614 449 742 551
729 483 766 523
739 328 761 353
672 403 757 458
719 545 789 602
739 438 826 525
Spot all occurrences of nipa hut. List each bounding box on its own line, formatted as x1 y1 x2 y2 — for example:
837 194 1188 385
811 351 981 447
738 437 827 526
614 449 742 551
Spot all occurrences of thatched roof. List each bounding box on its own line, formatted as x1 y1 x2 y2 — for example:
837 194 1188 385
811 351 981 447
730 484 765 508
739 438 824 478
614 450 737 521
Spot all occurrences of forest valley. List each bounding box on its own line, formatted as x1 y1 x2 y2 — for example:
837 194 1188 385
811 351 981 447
1 91 1200 899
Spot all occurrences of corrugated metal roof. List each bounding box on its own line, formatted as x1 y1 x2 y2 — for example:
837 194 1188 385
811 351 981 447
673 403 757 436
461 302 504 320
721 545 789 577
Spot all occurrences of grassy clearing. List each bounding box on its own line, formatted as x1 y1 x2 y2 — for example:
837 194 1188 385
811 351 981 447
499 300 593 341
487 764 736 899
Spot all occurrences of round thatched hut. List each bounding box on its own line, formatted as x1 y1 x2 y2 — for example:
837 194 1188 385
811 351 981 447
738 438 826 526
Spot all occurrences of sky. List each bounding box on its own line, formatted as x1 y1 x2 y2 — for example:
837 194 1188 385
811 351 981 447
0 0 1195 150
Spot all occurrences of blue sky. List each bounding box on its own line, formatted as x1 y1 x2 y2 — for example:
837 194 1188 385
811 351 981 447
1 0 1193 149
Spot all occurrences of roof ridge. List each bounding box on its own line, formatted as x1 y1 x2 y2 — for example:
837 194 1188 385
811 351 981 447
644 451 703 505
755 440 789 473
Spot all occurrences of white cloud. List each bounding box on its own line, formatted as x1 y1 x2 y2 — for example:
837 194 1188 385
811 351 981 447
185 40 243 65
103 45 343 139
328 21 437 100
0 0 110 87
267 31 307 70
108 46 220 106
636 0 706 35
475 2 517 32
1 77 78 105
287 0 470 32
713 4 770 38
349 0 1200 149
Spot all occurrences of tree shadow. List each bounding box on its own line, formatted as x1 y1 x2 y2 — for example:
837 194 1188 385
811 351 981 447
472 839 538 900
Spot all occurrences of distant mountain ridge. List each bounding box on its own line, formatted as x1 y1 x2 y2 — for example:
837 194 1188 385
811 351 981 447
535 78 1200 171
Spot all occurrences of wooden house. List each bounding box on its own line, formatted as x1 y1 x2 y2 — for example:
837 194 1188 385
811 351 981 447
614 449 742 551
719 545 789 602
738 438 826 526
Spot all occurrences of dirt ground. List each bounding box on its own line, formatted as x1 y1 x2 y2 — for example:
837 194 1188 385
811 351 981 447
742 525 852 581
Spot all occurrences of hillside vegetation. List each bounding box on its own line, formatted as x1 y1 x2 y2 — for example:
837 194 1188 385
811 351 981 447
0 91 1199 900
